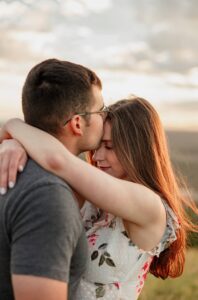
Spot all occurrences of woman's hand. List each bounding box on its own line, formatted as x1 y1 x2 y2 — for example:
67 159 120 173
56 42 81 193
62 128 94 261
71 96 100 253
0 137 28 195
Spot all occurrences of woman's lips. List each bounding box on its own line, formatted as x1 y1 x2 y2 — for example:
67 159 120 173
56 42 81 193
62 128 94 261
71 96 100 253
98 166 111 172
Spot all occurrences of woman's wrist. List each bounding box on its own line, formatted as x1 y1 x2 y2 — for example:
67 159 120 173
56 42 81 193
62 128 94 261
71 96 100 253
0 118 24 143
6 118 24 138
6 118 24 131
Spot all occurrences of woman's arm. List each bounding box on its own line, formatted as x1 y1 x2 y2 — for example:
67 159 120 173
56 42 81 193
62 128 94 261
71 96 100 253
0 119 163 226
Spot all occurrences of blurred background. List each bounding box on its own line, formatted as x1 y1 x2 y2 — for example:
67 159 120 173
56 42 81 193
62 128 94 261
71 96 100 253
0 1 197 299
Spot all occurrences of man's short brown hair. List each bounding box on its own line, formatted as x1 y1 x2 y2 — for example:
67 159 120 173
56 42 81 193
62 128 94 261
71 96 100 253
22 58 102 134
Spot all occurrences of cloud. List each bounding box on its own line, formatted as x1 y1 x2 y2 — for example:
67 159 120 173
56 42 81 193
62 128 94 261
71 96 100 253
164 68 198 90
60 0 113 16
0 30 34 61
0 0 197 76
0 0 113 19
0 0 197 130
127 0 198 74
165 101 198 111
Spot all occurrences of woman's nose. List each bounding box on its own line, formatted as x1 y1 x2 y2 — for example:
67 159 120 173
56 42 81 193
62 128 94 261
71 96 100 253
92 146 104 162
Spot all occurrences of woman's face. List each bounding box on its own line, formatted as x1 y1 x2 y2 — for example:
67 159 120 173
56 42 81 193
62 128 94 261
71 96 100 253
92 121 127 179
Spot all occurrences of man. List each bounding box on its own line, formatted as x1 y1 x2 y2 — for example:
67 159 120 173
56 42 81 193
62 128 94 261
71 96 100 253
0 59 108 300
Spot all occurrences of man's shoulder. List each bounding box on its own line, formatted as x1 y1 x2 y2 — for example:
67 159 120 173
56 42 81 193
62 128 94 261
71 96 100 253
3 158 76 209
3 159 81 225
20 159 71 190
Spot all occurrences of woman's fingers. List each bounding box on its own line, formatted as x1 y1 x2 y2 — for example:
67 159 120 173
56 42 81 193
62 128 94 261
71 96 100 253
18 152 28 173
0 139 28 195
7 152 23 189
0 152 10 194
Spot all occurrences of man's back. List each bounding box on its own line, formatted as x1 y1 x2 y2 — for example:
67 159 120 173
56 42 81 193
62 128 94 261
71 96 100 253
0 159 87 299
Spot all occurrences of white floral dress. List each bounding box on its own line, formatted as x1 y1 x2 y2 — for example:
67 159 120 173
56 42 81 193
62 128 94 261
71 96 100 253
75 200 179 300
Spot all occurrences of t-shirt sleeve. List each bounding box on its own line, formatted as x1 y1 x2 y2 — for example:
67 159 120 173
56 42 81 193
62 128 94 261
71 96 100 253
10 182 82 283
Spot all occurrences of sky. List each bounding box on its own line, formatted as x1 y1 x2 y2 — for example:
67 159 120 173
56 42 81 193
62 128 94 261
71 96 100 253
0 0 198 130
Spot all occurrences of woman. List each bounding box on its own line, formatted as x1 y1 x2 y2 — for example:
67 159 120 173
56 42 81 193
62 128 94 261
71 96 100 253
0 96 197 299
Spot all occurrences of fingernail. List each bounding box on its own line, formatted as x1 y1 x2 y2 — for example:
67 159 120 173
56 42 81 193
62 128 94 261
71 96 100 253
9 181 15 189
0 188 7 195
19 165 24 172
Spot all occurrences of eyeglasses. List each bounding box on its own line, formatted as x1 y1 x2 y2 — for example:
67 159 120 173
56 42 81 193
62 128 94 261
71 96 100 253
63 105 109 126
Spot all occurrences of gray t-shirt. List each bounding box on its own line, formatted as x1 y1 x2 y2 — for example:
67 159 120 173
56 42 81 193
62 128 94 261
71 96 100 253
0 159 87 300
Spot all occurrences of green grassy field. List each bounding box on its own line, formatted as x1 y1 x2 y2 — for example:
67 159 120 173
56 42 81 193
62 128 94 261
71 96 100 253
140 248 198 300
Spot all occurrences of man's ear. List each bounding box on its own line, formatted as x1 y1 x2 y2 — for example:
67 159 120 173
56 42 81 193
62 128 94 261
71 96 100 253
69 115 84 136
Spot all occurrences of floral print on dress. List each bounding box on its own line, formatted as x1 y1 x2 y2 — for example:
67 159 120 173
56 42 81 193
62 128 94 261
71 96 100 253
77 201 180 300
136 257 153 296
88 233 99 247
94 283 106 298
91 243 116 268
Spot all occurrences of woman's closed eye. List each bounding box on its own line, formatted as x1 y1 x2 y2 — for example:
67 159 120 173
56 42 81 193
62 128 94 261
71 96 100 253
105 144 113 150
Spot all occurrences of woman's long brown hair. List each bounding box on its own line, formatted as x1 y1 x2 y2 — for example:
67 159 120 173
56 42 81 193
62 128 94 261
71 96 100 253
88 96 198 279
